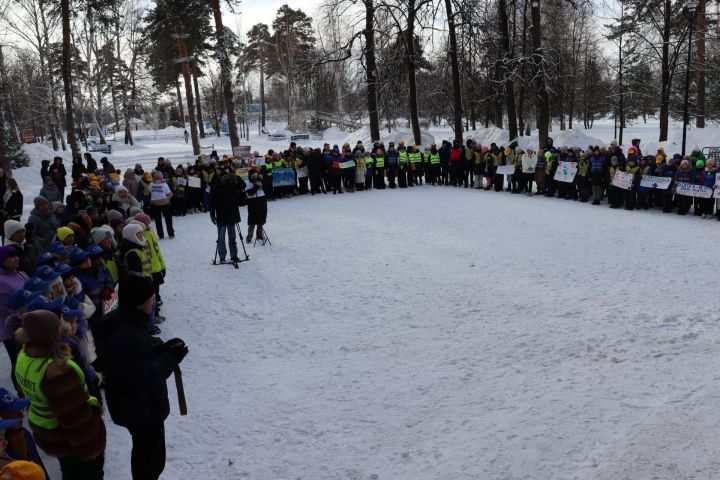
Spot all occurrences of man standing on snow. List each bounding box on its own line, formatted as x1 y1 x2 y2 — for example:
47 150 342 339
102 276 188 480
209 172 245 263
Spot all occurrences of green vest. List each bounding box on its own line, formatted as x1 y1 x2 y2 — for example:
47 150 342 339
144 231 166 274
125 247 152 277
273 160 285 169
374 156 385 168
430 152 440 164
365 157 374 168
107 258 119 284
398 150 408 165
264 162 273 176
410 152 421 163
15 352 97 429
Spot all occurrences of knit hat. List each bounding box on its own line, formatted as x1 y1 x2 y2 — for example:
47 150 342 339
0 460 46 479
696 159 705 168
127 206 142 218
56 227 75 242
110 218 125 229
51 201 65 213
3 220 23 242
119 275 155 308
21 310 61 346
134 212 151 227
122 224 146 246
106 210 124 222
90 227 112 246
115 184 128 194
0 246 17 265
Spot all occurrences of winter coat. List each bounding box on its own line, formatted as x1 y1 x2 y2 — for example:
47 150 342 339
702 169 717 188
122 170 140 199
67 217 91 249
49 162 66 189
3 190 23 220
27 208 58 253
111 192 141 215
39 182 62 204
522 152 538 173
675 169 696 185
209 176 245 226
101 159 116 175
85 156 98 173
0 267 28 341
71 162 87 181
15 344 105 460
101 305 178 428
4 240 36 277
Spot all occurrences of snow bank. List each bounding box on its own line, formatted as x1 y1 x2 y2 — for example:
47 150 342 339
340 126 435 148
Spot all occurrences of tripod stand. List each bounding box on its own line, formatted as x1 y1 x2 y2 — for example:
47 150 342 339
254 227 271 247
212 223 249 268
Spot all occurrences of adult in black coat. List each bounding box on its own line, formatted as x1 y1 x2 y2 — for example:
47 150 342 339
50 156 67 200
72 155 87 181
100 276 187 480
84 153 98 172
100 157 116 175
209 173 245 263
307 148 325 194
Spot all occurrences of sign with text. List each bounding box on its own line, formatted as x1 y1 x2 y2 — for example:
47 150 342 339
676 182 713 198
640 175 672 189
554 161 578 183
272 167 296 187
612 171 634 190
188 176 201 188
496 166 516 175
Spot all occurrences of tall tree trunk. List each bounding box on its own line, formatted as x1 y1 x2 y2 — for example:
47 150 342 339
406 0 422 145
210 0 239 148
445 0 463 144
498 0 518 142
176 34 200 155
659 0 671 141
695 0 705 128
175 78 185 123
192 71 205 138
531 0 549 149
60 0 79 156
259 61 266 128
364 0 380 142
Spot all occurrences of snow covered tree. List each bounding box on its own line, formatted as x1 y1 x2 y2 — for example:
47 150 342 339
242 23 272 129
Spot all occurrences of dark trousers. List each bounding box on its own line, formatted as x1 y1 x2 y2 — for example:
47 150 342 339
373 170 385 189
4 338 19 392
398 169 408 188
677 194 692 215
59 453 104 480
624 188 637 210
298 177 309 194
150 204 174 238
310 175 324 194
128 422 165 480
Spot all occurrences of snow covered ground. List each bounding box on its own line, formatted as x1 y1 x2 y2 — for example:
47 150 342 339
6 121 720 478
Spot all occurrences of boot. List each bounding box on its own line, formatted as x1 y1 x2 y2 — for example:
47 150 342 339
246 225 255 244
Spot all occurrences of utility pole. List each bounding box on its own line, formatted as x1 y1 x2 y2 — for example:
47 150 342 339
173 33 201 155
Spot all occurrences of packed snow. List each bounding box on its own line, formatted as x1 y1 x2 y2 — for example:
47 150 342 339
5 120 720 478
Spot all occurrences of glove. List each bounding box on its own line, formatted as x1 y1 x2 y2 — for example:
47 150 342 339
166 338 188 364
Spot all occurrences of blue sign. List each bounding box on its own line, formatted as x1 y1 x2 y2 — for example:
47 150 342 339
272 167 296 187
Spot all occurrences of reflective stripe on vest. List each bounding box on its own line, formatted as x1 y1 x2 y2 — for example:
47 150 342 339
107 259 119 284
430 153 440 164
375 156 385 168
125 247 152 277
410 152 421 163
398 151 408 164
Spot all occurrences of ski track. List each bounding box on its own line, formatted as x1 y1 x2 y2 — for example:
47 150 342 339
7 153 720 477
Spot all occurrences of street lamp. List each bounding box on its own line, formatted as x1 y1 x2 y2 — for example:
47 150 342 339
682 0 699 156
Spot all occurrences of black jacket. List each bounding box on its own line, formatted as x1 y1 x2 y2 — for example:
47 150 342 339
4 191 22 219
209 176 244 226
100 306 177 428
9 242 36 276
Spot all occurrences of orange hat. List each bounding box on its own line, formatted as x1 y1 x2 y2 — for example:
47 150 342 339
0 460 46 479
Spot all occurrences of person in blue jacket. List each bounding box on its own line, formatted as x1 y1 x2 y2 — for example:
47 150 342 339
674 158 696 215
386 143 399 188
636 156 653 210
699 158 717 218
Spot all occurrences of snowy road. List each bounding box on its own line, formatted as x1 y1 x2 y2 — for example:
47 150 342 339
7 185 720 479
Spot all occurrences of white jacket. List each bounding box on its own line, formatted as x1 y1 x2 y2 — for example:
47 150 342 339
522 152 538 173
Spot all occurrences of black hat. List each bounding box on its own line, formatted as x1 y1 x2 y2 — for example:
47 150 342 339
119 276 155 308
